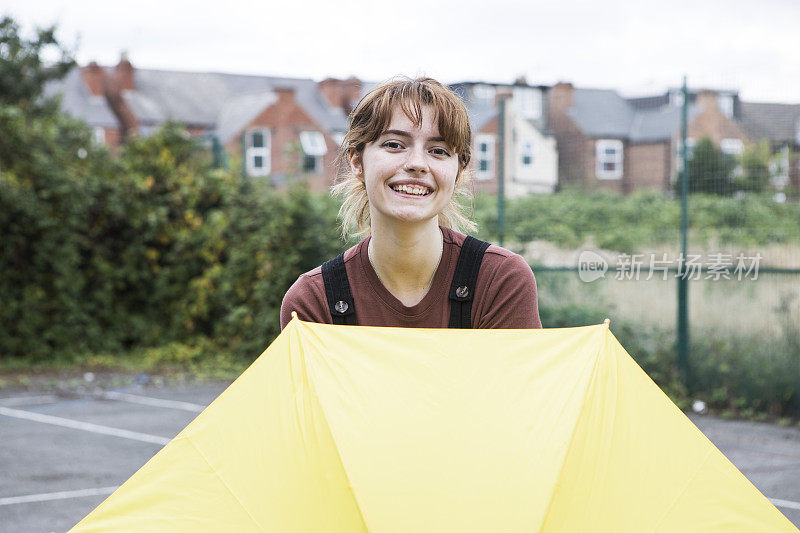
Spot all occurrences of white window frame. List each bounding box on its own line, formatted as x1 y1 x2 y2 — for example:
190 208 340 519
720 138 743 156
92 126 106 146
299 131 327 156
718 94 734 118
512 86 542 120
677 138 696 171
595 139 624 180
246 128 270 177
475 134 495 180
299 131 326 174
519 139 534 167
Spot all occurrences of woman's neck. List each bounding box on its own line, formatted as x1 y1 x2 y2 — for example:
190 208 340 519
368 219 443 306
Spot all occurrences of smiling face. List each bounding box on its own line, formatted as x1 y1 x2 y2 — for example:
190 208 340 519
350 105 460 231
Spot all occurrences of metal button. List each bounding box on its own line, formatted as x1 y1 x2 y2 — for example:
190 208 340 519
334 300 349 314
455 286 469 298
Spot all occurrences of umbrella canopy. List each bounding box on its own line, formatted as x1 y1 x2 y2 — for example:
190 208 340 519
71 317 797 532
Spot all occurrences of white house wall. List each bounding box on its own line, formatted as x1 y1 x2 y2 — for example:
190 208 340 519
507 115 558 197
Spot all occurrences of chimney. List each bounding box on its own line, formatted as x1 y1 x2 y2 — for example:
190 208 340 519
318 77 362 114
341 76 362 114
696 89 719 112
81 61 105 96
274 87 296 103
114 51 135 92
549 82 574 113
318 78 342 109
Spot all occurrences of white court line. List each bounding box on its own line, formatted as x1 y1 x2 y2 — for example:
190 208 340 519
0 395 60 407
0 407 170 445
0 486 117 506
100 391 205 413
770 497 800 511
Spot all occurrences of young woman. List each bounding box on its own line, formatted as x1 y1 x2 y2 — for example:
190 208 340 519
280 77 541 329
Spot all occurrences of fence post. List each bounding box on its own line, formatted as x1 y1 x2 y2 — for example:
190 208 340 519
498 97 506 247
677 76 691 392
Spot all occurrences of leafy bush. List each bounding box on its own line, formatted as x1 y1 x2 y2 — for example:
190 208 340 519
540 301 800 418
473 189 800 253
1 117 345 360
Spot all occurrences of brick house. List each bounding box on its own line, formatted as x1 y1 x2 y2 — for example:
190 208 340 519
85 56 349 190
44 63 122 150
452 81 558 197
738 101 800 196
549 83 750 193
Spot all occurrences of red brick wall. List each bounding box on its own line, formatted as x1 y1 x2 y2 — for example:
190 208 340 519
549 83 591 189
689 92 749 144
81 63 105 96
627 142 671 191
226 88 339 191
103 128 122 153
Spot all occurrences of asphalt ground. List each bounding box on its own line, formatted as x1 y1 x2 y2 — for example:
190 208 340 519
1 380 799 532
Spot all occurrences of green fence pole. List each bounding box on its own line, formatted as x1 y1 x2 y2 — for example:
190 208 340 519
678 76 690 392
498 97 506 247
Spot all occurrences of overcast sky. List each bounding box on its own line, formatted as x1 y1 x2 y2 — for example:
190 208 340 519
5 0 800 103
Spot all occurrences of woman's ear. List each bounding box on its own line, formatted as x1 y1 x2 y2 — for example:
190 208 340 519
348 149 363 180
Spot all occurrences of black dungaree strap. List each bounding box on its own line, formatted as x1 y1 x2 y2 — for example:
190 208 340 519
321 236 491 328
448 236 491 329
321 253 357 325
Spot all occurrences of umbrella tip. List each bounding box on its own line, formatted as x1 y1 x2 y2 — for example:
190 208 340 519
604 317 610 326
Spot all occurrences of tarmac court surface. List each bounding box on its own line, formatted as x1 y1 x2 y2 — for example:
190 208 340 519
1 381 799 532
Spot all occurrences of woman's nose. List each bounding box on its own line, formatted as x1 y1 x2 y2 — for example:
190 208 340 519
403 145 429 174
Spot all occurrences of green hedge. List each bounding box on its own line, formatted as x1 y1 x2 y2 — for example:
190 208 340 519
0 116 344 361
540 302 800 418
473 189 800 253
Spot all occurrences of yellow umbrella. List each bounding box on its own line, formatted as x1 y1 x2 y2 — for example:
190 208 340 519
71 317 797 532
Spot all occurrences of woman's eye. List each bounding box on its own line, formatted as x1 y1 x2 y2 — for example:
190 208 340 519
382 141 404 150
430 147 451 157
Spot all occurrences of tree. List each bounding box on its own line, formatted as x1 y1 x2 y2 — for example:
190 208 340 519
0 16 75 114
738 140 771 193
686 137 736 195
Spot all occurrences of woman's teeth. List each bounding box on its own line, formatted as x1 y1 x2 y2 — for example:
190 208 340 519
391 184 430 196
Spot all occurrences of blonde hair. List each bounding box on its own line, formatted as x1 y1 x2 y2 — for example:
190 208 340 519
332 77 477 240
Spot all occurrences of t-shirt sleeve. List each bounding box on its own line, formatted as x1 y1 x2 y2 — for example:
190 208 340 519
279 273 331 330
475 252 542 329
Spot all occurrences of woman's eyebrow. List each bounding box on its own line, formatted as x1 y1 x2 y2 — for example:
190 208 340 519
381 129 447 142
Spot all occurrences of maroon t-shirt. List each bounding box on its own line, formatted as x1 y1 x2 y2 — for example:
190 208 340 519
280 227 542 330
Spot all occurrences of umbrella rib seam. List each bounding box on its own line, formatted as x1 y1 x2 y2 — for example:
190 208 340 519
295 320 372 532
539 325 607 530
184 436 264 531
651 448 714 531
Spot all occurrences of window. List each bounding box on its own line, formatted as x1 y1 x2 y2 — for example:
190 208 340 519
595 139 623 180
519 140 534 167
677 138 696 171
513 87 542 120
92 127 106 146
475 134 495 180
718 94 734 118
300 131 327 174
246 129 270 177
720 138 743 156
